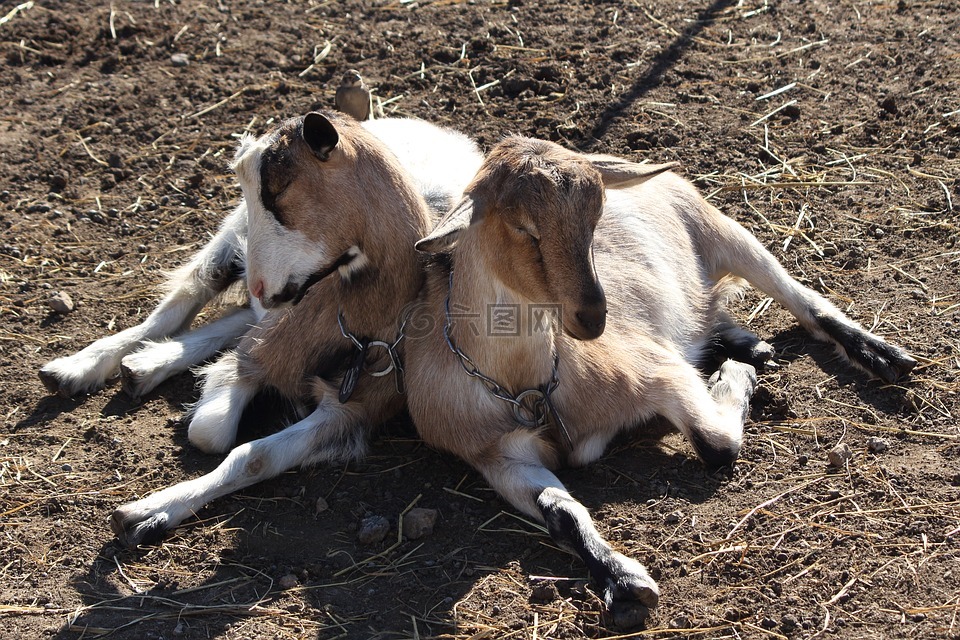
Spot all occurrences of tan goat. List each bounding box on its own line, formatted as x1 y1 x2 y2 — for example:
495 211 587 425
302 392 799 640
105 112 482 546
407 136 915 617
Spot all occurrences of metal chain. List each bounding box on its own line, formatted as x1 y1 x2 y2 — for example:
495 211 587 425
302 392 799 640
443 269 573 450
337 308 406 390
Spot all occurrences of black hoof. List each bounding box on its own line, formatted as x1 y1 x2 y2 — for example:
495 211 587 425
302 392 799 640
111 510 169 548
119 363 143 401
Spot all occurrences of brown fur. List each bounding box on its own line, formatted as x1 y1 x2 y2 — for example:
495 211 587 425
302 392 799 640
237 113 431 408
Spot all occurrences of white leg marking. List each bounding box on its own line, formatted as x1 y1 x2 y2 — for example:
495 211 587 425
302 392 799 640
113 403 367 547
40 204 247 396
120 308 256 399
187 351 257 454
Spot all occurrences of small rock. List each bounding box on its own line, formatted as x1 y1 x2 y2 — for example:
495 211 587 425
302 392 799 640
61 463 73 472
357 515 390 545
529 581 558 603
171 53 190 67
828 442 853 467
172 622 185 636
781 614 799 631
402 507 438 540
867 436 889 453
781 103 801 119
668 614 692 629
49 291 75 314
879 95 899 115
664 510 683 525
315 496 329 514
278 573 299 589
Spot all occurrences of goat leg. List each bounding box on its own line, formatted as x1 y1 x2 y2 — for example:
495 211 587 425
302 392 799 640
113 395 368 547
39 203 248 397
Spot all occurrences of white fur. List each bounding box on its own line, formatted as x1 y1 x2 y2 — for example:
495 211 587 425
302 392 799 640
339 245 370 280
120 308 257 398
187 351 257 454
40 205 249 396
104 115 484 549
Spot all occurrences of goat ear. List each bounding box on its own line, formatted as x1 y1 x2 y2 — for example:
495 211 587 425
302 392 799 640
586 154 678 189
302 112 339 161
416 196 480 253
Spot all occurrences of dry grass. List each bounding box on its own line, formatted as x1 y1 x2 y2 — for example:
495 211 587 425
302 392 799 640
1 0 958 638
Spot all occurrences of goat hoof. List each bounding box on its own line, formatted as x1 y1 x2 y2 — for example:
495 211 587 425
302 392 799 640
119 362 144 401
750 340 776 367
602 551 660 617
38 368 62 395
38 367 81 398
111 507 170 548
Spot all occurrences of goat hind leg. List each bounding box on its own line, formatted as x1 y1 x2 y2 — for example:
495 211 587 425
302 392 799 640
710 215 916 382
709 311 775 369
113 400 368 547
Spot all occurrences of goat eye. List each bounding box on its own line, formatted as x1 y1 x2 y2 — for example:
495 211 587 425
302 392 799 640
516 226 540 245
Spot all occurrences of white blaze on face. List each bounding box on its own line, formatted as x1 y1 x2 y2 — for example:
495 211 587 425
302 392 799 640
232 133 332 305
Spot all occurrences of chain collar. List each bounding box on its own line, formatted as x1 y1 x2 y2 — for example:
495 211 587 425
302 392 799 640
336 308 406 402
442 269 574 451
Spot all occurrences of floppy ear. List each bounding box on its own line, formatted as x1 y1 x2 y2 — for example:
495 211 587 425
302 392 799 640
415 196 481 253
586 154 678 189
302 112 339 161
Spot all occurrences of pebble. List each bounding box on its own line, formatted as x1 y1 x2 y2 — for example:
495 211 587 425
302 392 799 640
402 507 438 540
529 581 558 603
170 53 190 67
315 496 329 514
664 510 684 524
172 622 184 636
49 291 75 314
828 442 853 467
867 436 890 453
61 463 73 472
357 515 390 545
668 614 692 629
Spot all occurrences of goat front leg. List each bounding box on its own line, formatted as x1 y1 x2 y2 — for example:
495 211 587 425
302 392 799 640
651 358 757 469
113 397 369 547
477 431 658 626
39 204 248 397
185 349 260 454
119 307 257 400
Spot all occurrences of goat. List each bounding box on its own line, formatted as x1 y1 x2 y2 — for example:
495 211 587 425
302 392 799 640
406 136 916 619
39 111 481 547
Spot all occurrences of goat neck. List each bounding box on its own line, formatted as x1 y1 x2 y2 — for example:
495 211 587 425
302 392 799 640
445 232 557 393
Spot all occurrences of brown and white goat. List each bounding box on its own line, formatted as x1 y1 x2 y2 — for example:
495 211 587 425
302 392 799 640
40 111 481 546
406 137 916 615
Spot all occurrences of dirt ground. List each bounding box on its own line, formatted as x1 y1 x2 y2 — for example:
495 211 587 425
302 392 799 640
2 0 958 638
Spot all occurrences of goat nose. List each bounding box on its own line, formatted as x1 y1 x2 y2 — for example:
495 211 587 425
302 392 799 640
575 307 607 334
251 280 264 301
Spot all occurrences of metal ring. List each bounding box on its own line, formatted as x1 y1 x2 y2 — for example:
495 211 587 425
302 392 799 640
511 389 546 427
364 340 396 377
